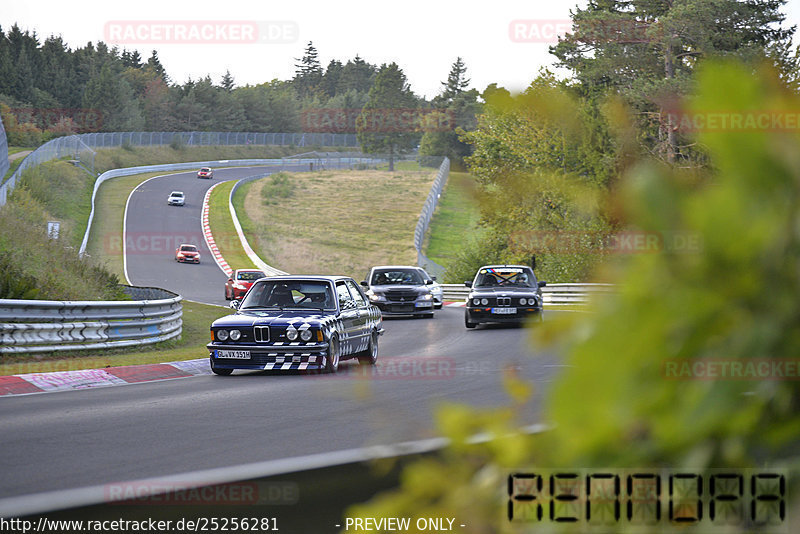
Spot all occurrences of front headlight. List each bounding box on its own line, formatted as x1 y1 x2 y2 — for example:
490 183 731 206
481 298 489 305
286 327 298 341
473 297 481 305
519 298 527 305
300 329 313 342
216 329 229 341
420 293 433 301
229 329 241 341
368 291 384 302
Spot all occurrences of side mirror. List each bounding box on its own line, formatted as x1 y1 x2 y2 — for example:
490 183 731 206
227 278 233 283
360 280 369 287
538 281 547 287
432 276 437 281
229 299 241 309
464 281 472 288
425 279 433 285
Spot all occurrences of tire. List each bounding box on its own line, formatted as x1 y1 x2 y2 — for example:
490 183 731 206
424 313 434 319
325 337 340 373
211 366 233 376
435 304 443 310
357 331 379 365
465 314 477 329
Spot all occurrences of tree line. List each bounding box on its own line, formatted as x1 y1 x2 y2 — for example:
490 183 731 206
0 27 478 164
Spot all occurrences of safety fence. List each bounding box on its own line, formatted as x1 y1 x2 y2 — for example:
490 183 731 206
0 286 182 354
0 131 360 208
440 283 615 306
414 157 450 280
0 115 8 180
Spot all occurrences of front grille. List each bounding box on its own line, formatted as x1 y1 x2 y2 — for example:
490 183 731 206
497 297 511 306
254 325 270 343
386 290 418 302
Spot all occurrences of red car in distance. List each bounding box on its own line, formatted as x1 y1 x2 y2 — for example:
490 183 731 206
225 269 268 300
197 167 213 179
175 244 201 264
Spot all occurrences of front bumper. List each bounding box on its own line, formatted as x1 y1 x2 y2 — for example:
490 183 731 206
465 305 542 324
177 256 200 263
207 341 330 371
372 300 434 316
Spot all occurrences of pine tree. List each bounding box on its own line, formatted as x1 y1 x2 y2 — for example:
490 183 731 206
439 57 470 103
356 62 419 171
221 70 235 92
147 50 168 82
293 41 322 97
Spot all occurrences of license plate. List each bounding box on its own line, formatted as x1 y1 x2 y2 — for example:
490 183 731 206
492 307 517 314
217 350 250 359
415 301 432 308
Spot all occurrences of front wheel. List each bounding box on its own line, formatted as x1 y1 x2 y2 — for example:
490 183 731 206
357 331 379 365
325 337 340 373
211 366 233 376
465 314 477 329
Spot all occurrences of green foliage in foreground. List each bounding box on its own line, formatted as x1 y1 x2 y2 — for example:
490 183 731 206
347 61 800 532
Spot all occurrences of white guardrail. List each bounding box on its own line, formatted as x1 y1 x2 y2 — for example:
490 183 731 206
0 286 182 354
441 283 615 305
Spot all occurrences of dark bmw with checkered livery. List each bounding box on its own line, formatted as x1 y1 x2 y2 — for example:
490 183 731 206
464 265 546 328
208 276 383 374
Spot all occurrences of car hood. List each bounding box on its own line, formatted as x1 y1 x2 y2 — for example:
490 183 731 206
370 284 429 293
213 310 333 327
179 250 199 256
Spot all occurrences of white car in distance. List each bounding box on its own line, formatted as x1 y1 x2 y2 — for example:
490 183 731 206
167 191 185 206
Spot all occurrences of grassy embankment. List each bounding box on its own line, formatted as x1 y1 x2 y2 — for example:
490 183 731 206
235 168 437 281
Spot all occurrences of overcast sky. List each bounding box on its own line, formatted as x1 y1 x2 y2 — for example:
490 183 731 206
2 0 799 99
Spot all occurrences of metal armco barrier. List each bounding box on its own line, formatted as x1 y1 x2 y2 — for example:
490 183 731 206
0 286 182 354
441 283 615 305
0 115 8 180
414 157 450 279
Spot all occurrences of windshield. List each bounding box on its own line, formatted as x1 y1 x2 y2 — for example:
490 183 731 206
200 168 211 172
171 192 183 197
180 245 197 252
370 269 424 286
474 267 535 288
237 271 266 281
240 280 335 310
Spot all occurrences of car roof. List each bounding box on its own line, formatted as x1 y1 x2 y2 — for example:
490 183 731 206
478 264 533 271
254 275 351 283
370 265 422 270
235 269 266 273
170 191 184 195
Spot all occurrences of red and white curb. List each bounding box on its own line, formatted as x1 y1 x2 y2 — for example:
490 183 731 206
444 301 466 307
201 182 233 277
0 358 211 397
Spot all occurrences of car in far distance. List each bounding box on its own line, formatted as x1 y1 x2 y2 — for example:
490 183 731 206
167 191 185 206
361 265 435 318
197 167 213 179
415 267 443 309
175 244 200 264
225 269 268 300
464 264 546 328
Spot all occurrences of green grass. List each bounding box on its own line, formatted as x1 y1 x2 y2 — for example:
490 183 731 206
7 146 33 156
424 171 481 266
208 180 258 271
241 169 436 279
2 157 23 182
